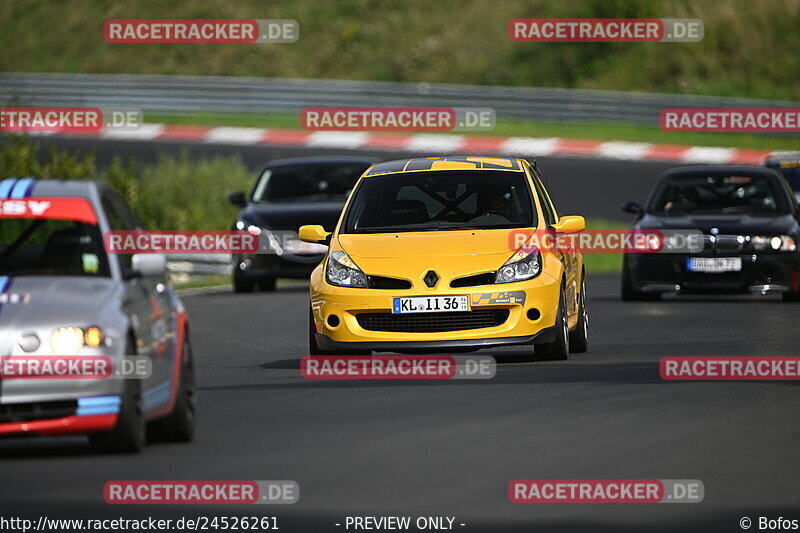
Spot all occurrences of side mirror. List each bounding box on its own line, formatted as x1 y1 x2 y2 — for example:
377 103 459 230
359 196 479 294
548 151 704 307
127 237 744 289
621 201 642 214
131 254 167 277
298 225 331 245
552 215 585 234
228 191 247 207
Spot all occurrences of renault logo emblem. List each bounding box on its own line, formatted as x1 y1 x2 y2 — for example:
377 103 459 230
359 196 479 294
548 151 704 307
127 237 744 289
423 270 439 287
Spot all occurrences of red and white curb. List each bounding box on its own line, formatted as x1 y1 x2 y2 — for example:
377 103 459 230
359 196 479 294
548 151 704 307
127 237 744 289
33 124 771 164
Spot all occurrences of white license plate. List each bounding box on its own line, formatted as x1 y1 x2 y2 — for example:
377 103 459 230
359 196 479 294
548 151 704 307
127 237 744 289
686 257 742 273
392 295 469 314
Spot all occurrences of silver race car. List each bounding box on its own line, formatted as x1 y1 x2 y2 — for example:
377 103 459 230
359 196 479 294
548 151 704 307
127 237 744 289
0 177 194 452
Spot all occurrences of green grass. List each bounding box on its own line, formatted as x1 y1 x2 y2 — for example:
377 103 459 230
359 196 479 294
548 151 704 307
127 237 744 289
581 218 625 274
148 111 800 151
2 0 799 101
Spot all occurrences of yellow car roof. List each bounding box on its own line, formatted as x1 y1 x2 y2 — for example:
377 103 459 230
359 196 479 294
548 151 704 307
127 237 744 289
364 156 524 177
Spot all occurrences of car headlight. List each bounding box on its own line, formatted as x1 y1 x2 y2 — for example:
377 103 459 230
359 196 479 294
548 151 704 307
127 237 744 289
495 249 542 284
51 327 85 355
752 235 797 252
326 250 368 287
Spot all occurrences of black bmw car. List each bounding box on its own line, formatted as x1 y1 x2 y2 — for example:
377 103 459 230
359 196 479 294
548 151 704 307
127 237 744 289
621 165 800 302
228 155 380 292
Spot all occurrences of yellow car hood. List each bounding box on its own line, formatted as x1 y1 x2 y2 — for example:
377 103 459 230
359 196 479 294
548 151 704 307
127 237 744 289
336 229 528 278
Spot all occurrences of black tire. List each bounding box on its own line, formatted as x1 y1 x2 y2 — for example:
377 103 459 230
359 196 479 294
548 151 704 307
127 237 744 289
783 291 800 302
569 274 589 353
89 342 145 453
233 274 255 293
534 285 569 361
621 260 660 301
257 277 277 292
147 337 196 443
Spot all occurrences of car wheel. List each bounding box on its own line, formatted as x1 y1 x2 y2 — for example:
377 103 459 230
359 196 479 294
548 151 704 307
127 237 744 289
783 290 800 302
569 274 589 353
89 344 145 453
621 260 660 301
534 285 569 361
147 336 196 443
233 274 255 293
258 277 277 292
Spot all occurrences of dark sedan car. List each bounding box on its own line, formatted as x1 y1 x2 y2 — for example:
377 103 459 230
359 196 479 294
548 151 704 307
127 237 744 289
228 156 380 292
621 166 800 302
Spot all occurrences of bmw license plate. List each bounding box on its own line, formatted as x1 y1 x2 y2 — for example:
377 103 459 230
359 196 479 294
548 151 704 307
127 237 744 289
392 295 469 314
686 257 742 273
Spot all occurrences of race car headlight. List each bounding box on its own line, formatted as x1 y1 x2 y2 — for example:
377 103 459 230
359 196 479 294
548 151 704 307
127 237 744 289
51 327 84 355
326 250 368 288
752 235 797 252
495 249 542 284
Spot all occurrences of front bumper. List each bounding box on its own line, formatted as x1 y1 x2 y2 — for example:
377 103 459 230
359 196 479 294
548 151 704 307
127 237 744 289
310 268 562 353
627 252 800 294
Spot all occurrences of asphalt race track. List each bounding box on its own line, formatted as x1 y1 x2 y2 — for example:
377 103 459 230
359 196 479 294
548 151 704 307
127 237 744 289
1 138 799 532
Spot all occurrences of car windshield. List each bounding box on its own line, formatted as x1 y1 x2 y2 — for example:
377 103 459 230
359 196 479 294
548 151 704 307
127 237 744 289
0 218 110 277
647 173 790 215
343 170 535 233
251 163 371 203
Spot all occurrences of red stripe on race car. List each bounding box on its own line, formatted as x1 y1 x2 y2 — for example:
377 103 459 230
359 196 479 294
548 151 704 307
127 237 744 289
0 414 118 435
0 197 97 224
148 310 188 419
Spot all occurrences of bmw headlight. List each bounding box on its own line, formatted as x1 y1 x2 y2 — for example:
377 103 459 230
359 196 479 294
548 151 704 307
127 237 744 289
752 235 797 252
495 249 542 284
326 250 368 287
51 327 85 355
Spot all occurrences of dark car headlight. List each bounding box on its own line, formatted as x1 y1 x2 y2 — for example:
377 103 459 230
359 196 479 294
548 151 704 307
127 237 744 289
752 235 797 252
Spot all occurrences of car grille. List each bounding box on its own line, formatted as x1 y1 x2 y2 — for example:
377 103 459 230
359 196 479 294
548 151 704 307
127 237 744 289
356 310 509 333
367 275 412 289
450 272 496 288
689 234 744 252
0 400 77 424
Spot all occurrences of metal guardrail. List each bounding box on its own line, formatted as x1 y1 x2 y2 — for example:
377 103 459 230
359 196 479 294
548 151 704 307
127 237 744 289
167 254 230 282
1 72 797 126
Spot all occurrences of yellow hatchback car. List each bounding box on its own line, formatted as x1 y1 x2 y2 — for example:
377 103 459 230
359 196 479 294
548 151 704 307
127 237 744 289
299 156 588 359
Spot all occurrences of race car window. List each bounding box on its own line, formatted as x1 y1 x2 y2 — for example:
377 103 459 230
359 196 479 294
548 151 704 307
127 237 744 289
529 172 558 227
252 163 370 203
0 217 110 277
343 170 536 233
647 174 791 215
101 190 137 271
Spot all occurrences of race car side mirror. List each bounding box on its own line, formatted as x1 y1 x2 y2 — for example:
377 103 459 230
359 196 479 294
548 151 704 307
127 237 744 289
131 253 167 277
621 201 642 214
228 191 247 207
299 225 331 245
553 215 585 234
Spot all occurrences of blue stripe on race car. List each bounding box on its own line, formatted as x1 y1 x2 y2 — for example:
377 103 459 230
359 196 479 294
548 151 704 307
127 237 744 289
0 277 9 293
77 395 122 416
0 178 18 199
9 177 35 198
